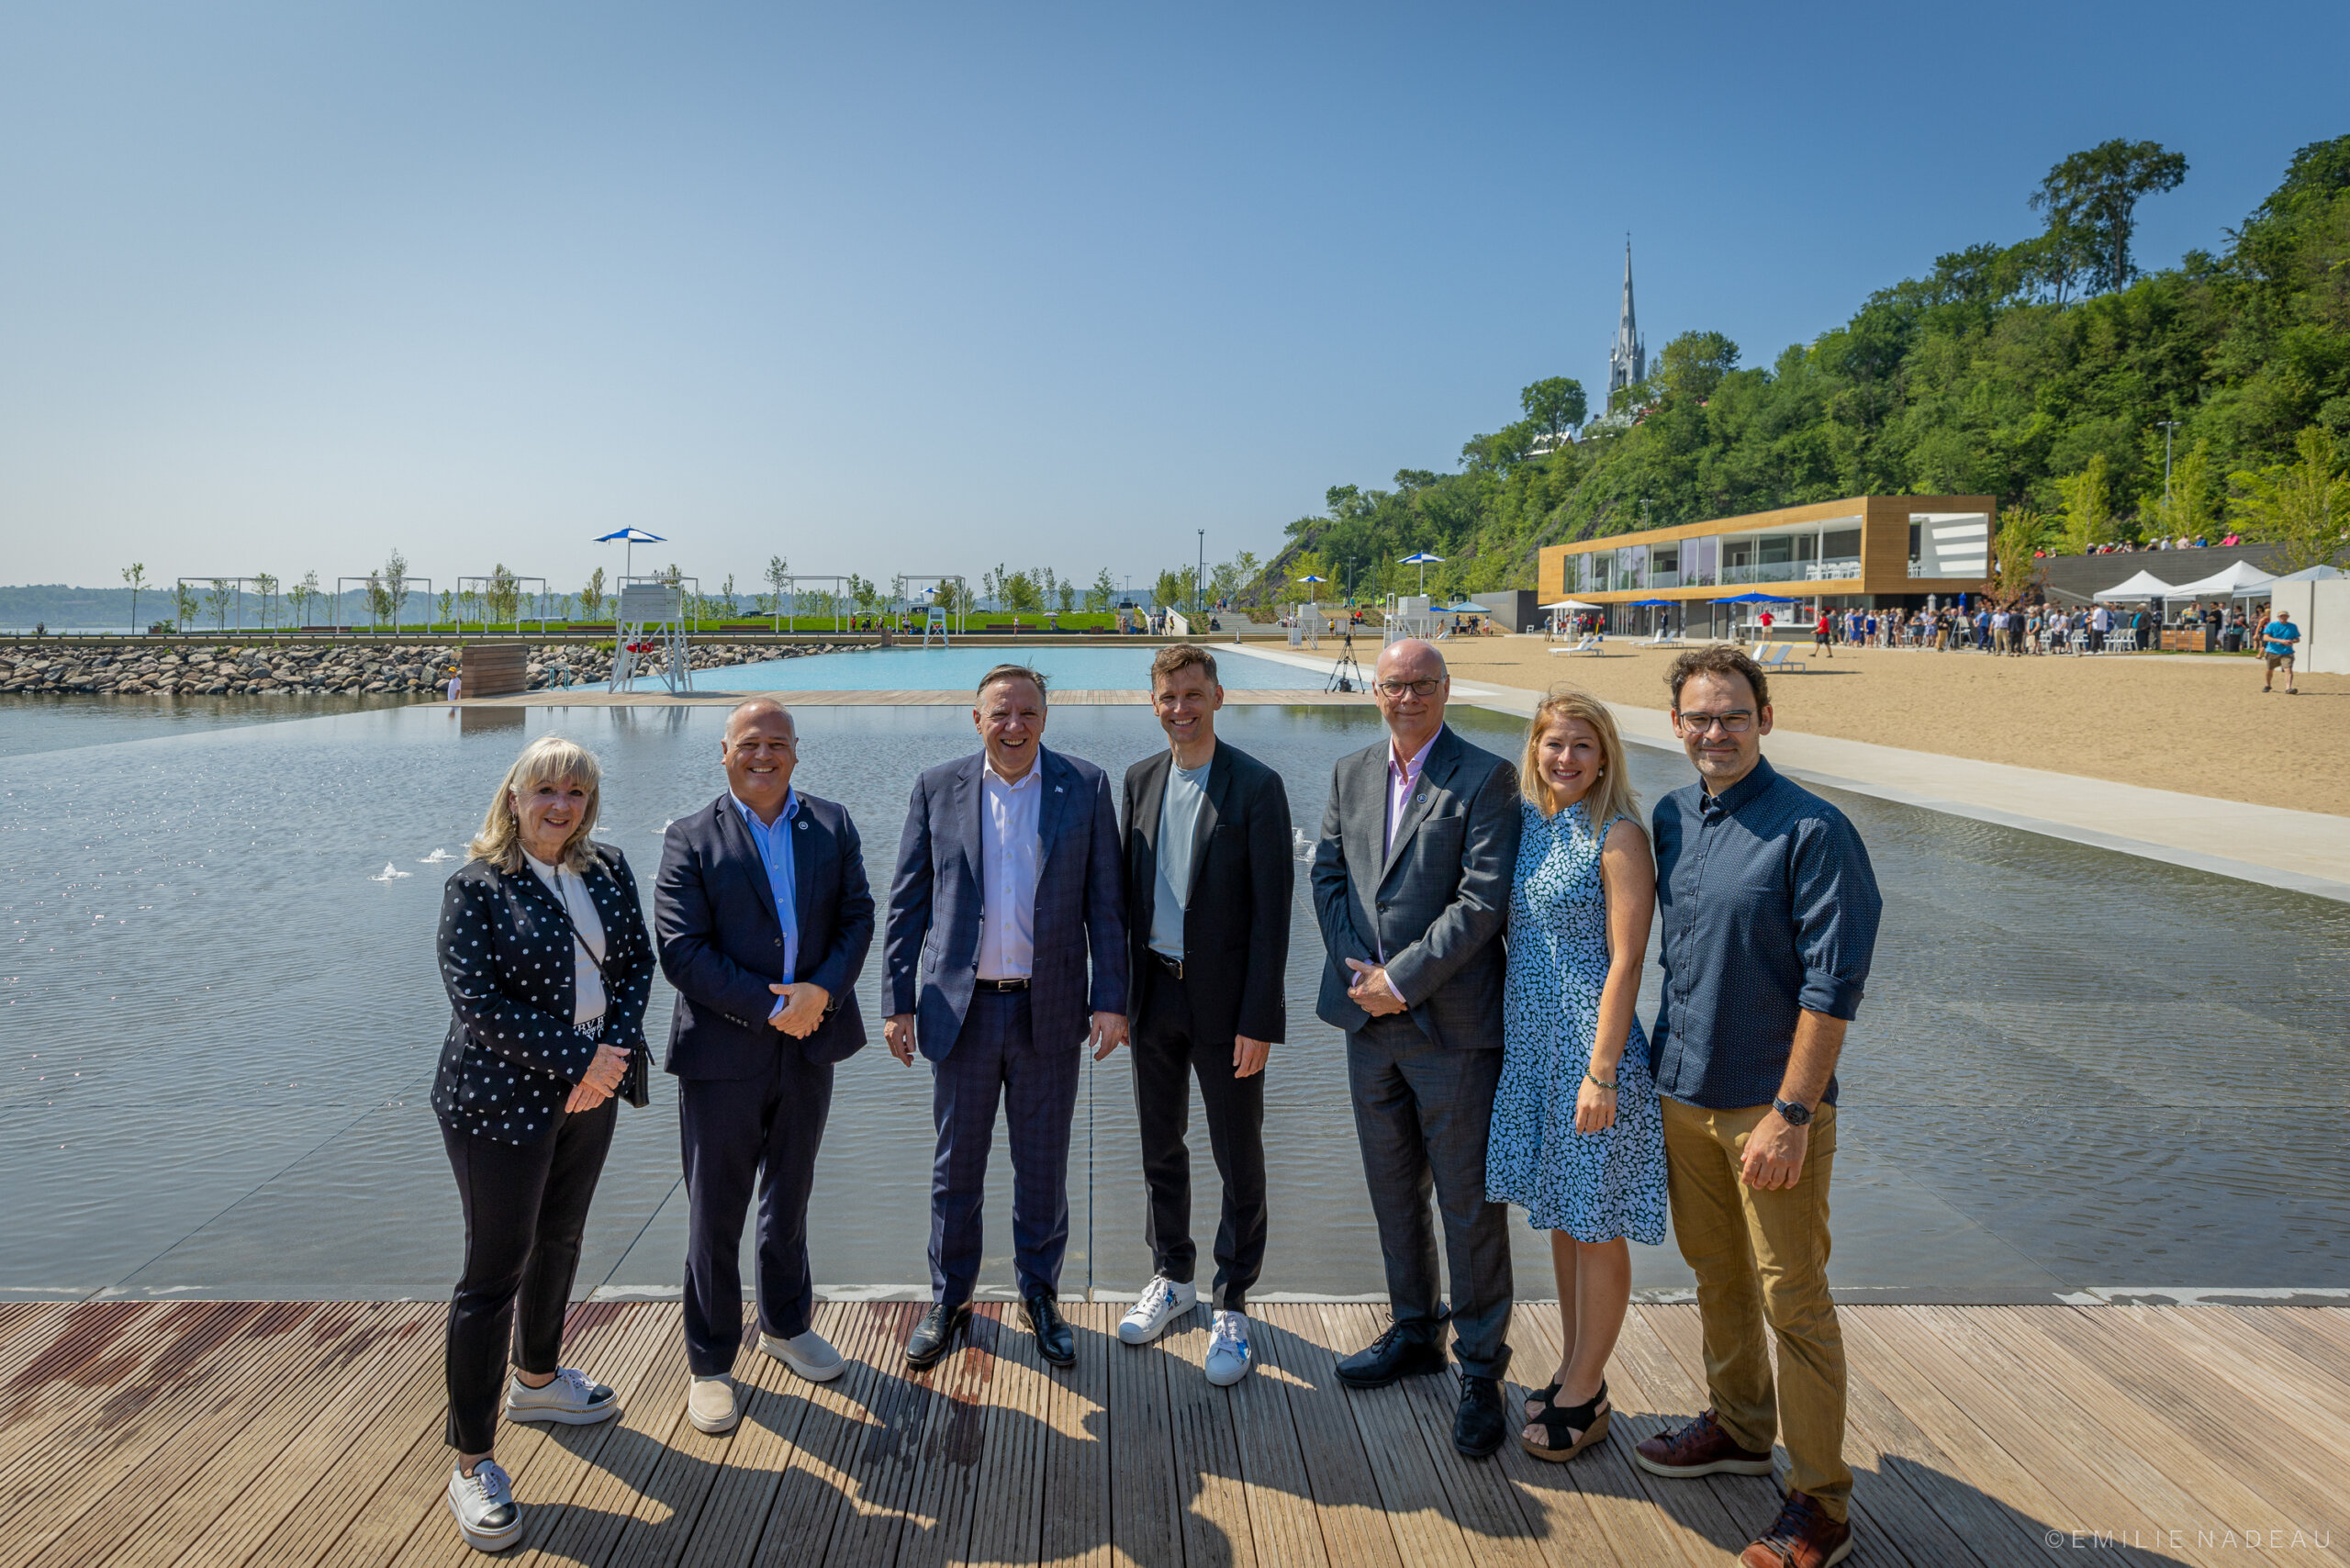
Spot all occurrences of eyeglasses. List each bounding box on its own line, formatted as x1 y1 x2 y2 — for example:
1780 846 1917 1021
1374 678 1443 699
1676 711 1753 734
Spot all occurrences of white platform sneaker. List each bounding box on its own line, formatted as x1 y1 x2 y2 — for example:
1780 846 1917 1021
447 1459 521 1553
1204 1310 1252 1386
504 1366 620 1425
1118 1275 1198 1345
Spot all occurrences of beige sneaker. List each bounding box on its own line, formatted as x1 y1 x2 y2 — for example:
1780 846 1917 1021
686 1375 739 1435
761 1328 846 1383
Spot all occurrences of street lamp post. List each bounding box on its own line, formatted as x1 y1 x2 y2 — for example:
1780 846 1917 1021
2157 420 2183 503
1195 529 1205 617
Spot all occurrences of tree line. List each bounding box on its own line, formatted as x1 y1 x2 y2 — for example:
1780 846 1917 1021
1249 133 2350 604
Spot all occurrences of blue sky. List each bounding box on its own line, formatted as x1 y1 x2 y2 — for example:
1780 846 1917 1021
2 0 2344 595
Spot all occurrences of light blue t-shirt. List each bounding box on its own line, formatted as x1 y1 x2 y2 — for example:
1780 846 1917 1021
2263 621 2300 657
1148 758 1212 960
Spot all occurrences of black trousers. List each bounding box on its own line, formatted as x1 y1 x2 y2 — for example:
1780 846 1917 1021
678 1050 835 1378
441 1094 617 1453
1132 961 1268 1312
1346 1015 1513 1379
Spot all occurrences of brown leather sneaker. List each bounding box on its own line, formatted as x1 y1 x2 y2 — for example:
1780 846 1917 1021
1632 1408 1775 1478
1739 1491 1852 1568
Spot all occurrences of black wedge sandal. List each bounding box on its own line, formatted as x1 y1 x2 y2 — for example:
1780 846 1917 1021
1518 1380 1610 1462
1523 1380 1560 1421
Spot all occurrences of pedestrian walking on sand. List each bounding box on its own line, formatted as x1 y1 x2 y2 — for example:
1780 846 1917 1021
1633 645 1883 1568
2260 609 2300 694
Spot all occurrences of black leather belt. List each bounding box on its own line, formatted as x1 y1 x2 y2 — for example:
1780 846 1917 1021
974 977 1030 992
1151 951 1184 980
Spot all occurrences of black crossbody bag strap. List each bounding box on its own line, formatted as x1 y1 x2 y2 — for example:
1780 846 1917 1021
546 865 650 1109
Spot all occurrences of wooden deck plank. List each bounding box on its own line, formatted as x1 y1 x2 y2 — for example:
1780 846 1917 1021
0 1302 344 1560
1102 1298 1181 1568
1633 1303 1988 1568
1158 1310 1261 1568
948 1305 1047 1568
1494 1300 1689 1568
1979 1307 2350 1568
0 1300 2333 1568
1252 1307 1404 1568
1038 1305 1113 1568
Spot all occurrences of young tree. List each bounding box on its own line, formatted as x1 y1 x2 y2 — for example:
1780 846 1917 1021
2139 438 2217 542
1003 569 1043 615
2055 456 2115 553
205 577 234 632
580 566 607 623
1151 566 1190 614
285 574 312 629
121 564 148 633
1056 578 1077 614
1520 376 1589 439
439 588 455 627
2230 428 2350 570
720 573 739 618
1988 509 2050 599
383 551 410 633
252 571 280 629
764 555 789 632
364 572 391 632
171 581 198 633
2030 140 2188 295
848 573 880 616
487 565 521 627
1087 568 1117 612
1652 331 1740 404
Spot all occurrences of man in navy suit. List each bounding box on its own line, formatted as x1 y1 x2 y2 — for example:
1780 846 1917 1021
656 699 874 1438
884 664 1127 1370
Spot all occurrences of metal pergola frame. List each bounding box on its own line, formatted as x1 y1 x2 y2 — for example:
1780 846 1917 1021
454 576 552 635
332 576 434 635
173 577 282 634
778 575 856 633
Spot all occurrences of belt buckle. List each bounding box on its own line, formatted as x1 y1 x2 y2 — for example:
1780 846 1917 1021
1156 953 1183 980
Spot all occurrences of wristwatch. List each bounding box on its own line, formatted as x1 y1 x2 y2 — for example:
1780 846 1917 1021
1772 1096 1813 1126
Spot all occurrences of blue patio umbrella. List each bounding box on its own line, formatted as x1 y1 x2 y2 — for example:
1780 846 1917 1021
1710 591 1796 603
1397 551 1444 594
593 527 666 583
1295 572 1327 607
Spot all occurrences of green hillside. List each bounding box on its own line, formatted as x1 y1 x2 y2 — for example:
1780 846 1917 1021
1249 134 2350 604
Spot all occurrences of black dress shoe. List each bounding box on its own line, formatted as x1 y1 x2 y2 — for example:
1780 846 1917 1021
906 1301 970 1369
1335 1320 1447 1388
1023 1289 1075 1366
1454 1374 1508 1458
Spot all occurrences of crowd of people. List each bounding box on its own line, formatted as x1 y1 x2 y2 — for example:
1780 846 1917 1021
430 640 1877 1568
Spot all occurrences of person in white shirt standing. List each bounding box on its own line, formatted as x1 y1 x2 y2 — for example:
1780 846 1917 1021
884 665 1128 1371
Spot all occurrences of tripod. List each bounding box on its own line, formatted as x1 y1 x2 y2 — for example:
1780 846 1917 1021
1326 624 1364 692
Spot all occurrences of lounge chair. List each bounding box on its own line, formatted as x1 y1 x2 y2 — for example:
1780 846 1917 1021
1550 634 1604 656
1754 642 1807 674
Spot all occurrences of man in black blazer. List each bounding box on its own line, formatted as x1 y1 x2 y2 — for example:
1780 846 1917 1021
1116 645 1292 1385
1311 638 1521 1459
656 699 874 1438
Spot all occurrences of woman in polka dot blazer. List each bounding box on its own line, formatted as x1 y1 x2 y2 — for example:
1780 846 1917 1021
430 734 655 1553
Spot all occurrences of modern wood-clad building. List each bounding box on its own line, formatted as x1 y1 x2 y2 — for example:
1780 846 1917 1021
1537 494 1998 633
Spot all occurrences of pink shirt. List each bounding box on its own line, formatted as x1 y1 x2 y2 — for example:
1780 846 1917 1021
1384 727 1442 860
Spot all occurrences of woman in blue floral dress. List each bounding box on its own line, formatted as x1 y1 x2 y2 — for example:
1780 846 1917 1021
1486 689 1664 1462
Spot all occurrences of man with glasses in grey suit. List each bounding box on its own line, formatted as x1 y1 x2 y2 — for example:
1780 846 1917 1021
1311 638 1522 1458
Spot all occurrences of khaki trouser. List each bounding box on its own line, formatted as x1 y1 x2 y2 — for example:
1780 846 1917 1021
1661 1098 1852 1520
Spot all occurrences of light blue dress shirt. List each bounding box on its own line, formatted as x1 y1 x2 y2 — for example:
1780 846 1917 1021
733 790 800 1018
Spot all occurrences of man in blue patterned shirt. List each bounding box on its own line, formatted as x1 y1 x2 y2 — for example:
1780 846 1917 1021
1631 645 1881 1568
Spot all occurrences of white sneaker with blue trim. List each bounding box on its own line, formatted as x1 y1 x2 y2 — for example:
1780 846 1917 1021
1117 1274 1197 1345
1204 1310 1252 1386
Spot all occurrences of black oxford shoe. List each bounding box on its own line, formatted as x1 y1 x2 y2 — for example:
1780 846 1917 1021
1335 1320 1447 1388
1454 1374 1508 1459
1023 1288 1076 1366
906 1301 971 1370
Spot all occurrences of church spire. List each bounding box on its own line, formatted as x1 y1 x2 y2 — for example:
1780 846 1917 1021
1607 237 1645 397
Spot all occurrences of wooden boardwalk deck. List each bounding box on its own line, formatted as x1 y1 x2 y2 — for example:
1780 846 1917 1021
4 1299 2342 1567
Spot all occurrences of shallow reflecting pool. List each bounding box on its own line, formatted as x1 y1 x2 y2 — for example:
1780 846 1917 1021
2 699 2344 1303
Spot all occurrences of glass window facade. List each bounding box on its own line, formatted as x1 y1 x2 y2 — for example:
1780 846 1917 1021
1559 515 1873 594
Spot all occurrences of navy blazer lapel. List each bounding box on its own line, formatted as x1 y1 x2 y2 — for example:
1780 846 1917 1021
789 797 819 936
957 754 985 895
712 793 781 935
1378 726 1457 884
1035 747 1072 868
1132 751 1169 880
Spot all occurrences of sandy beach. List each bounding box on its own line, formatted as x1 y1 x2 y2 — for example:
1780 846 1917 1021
1306 635 2350 818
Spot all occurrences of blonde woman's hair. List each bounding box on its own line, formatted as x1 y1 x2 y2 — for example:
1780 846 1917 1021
1519 688 1639 832
468 734 605 874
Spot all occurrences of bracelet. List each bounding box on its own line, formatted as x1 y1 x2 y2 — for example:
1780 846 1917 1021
1584 1070 1618 1092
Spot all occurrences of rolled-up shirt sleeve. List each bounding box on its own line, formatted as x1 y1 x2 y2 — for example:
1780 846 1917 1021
1787 813 1882 1021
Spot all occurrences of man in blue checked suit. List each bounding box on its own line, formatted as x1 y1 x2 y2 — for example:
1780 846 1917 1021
655 699 873 1439
883 664 1128 1371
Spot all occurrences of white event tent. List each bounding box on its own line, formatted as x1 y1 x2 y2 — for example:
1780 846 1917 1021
2092 569 2181 602
2162 559 2278 599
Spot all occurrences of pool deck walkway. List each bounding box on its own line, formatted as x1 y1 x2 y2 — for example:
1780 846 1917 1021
7 1297 2344 1567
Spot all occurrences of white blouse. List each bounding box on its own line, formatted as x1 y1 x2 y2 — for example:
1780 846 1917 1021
524 852 608 1024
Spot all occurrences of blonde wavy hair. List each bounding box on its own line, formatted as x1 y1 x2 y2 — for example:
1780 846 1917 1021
468 734 605 874
1518 688 1638 833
